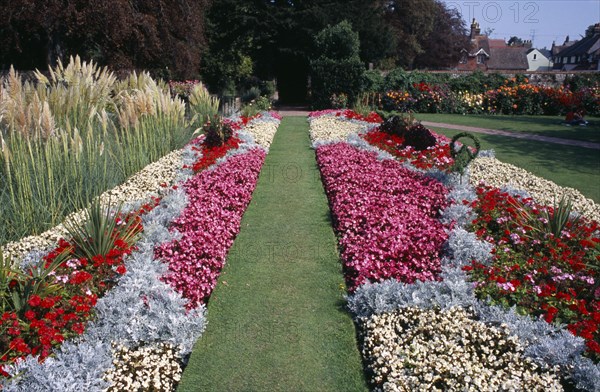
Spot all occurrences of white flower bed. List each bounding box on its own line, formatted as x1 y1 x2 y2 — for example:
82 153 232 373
308 115 370 143
361 306 562 392
243 113 281 149
470 157 600 222
105 343 182 392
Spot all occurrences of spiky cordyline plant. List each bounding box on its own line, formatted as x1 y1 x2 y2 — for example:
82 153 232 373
62 198 142 261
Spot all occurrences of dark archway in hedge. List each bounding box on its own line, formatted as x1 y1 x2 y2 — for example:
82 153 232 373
276 52 308 104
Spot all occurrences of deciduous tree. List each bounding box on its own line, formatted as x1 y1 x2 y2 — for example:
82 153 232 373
0 0 210 79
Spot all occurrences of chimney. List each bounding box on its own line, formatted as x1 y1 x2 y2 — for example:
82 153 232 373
470 18 481 39
564 35 570 44
524 40 533 49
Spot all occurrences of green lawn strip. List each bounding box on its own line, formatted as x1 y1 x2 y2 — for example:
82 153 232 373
415 113 600 143
430 126 600 203
177 117 368 392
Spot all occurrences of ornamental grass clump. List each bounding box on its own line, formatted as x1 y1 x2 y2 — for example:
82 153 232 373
360 306 563 391
0 56 190 246
188 82 219 129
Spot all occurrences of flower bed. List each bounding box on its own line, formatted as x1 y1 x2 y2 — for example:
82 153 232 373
465 184 600 360
155 147 265 307
361 130 454 171
316 143 448 290
382 79 600 116
470 157 600 223
1 113 280 390
312 109 600 391
361 306 562 391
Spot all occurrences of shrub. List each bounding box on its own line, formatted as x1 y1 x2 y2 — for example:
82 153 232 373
382 67 410 91
202 116 234 148
309 21 365 109
449 132 480 175
362 70 384 93
403 123 437 151
241 87 261 103
329 93 348 109
379 113 414 138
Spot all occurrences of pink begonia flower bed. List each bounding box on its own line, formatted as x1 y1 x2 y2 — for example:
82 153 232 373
155 148 266 307
316 142 449 290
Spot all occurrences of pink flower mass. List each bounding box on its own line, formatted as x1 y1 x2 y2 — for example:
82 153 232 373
316 142 449 290
155 148 266 307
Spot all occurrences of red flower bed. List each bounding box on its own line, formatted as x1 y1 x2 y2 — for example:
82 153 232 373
463 185 600 360
339 109 383 123
0 200 159 376
191 136 241 173
362 130 454 171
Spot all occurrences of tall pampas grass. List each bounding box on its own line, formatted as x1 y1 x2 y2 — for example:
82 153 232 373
0 56 192 246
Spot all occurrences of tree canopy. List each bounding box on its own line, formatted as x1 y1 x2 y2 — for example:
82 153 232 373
202 0 468 98
0 0 210 79
0 0 469 96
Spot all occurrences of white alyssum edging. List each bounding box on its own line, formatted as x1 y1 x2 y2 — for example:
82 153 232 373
308 114 373 144
242 112 281 149
362 306 562 392
104 343 182 392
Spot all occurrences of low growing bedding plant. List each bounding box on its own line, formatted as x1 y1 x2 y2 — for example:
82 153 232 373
316 142 449 290
0 113 280 390
465 185 600 360
310 109 600 390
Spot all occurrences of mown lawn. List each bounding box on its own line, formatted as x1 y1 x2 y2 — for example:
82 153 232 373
415 113 600 144
177 117 368 392
429 126 600 203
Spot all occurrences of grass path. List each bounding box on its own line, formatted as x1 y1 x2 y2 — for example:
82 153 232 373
177 117 368 392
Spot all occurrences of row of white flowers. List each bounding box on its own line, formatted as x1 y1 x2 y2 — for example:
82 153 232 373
470 156 600 222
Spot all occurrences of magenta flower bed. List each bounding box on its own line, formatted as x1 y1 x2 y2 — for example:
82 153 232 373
155 148 266 307
316 143 449 290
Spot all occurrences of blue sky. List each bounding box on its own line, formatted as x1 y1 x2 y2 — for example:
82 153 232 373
440 0 600 49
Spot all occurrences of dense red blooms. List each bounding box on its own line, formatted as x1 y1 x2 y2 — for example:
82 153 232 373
0 201 159 375
465 185 600 361
316 142 449 290
362 130 454 170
